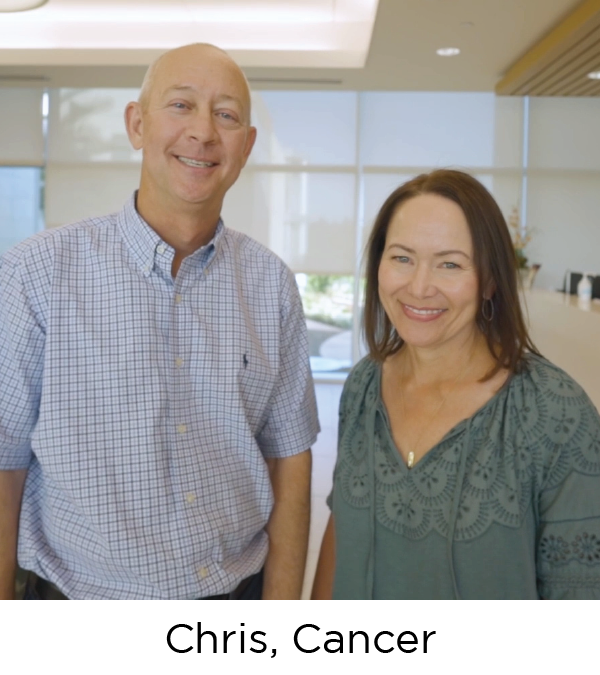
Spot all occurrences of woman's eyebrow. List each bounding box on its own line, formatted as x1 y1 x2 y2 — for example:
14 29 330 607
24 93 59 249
387 243 415 253
434 249 470 259
387 243 470 259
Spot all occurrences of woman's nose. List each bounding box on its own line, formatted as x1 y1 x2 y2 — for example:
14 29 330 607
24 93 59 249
408 264 434 297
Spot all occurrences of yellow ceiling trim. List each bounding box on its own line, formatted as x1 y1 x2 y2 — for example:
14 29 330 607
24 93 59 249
496 0 600 95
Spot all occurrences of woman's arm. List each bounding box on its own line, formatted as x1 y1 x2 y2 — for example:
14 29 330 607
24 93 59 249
311 514 335 599
0 469 27 599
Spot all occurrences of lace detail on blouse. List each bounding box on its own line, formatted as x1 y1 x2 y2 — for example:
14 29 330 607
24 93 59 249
539 533 600 566
336 355 600 543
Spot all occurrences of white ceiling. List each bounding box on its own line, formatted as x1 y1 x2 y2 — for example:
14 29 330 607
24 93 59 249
0 0 583 90
0 0 378 68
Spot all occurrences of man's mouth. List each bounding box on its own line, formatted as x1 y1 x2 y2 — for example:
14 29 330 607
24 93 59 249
177 156 217 168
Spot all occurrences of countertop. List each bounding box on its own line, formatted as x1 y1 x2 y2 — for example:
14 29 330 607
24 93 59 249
522 289 600 409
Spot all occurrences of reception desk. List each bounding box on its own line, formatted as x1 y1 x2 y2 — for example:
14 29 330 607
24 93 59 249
522 289 600 409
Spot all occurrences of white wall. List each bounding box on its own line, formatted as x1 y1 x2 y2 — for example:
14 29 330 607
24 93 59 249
527 172 600 290
526 98 600 291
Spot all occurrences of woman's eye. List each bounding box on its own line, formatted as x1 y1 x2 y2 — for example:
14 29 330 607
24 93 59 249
394 256 410 263
441 262 459 269
172 102 188 109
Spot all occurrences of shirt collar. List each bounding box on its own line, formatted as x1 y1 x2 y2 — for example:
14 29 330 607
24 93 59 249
117 192 225 278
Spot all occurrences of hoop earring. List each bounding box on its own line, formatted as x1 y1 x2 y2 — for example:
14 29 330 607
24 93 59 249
481 297 494 322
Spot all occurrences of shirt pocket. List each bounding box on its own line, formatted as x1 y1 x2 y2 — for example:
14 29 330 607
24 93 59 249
236 343 277 438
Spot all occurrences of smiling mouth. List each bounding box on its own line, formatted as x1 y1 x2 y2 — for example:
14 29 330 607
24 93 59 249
403 304 446 316
177 156 217 168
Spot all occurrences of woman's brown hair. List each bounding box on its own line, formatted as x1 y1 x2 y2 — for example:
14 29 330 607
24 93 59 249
363 169 540 376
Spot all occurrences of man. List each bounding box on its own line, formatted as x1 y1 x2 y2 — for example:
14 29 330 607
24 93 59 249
0 44 319 599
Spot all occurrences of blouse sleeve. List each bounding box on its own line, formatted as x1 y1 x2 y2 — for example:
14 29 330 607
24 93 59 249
533 363 600 599
326 367 353 511
326 357 375 510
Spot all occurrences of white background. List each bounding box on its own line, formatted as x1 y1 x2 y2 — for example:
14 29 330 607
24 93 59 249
1 600 595 673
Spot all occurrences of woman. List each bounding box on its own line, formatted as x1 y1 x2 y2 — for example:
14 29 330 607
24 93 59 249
312 169 600 599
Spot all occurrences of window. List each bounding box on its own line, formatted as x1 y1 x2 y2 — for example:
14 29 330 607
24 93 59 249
0 167 43 254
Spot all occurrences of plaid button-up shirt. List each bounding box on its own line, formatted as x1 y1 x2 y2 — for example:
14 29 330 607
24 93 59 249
0 195 319 599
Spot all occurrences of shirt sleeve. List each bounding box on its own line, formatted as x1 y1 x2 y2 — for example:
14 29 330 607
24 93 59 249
535 368 600 599
256 265 319 458
0 252 46 469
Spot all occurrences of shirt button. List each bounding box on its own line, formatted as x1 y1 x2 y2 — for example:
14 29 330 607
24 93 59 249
175 357 183 368
185 493 196 504
175 294 183 304
198 567 209 579
177 424 187 434
157 244 166 255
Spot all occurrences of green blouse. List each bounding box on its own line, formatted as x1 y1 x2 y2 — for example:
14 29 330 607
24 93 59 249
329 354 600 599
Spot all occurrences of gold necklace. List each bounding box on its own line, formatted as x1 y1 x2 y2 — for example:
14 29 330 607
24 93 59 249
399 360 473 470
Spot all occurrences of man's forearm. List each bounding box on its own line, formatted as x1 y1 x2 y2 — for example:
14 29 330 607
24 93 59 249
262 449 312 599
0 469 27 599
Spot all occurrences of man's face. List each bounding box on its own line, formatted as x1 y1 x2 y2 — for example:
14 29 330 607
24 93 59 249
126 45 256 217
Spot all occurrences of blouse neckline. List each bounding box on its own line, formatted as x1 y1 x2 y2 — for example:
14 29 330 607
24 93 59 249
374 357 518 473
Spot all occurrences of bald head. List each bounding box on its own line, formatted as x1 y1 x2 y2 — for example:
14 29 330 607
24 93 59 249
125 41 257 226
138 43 252 124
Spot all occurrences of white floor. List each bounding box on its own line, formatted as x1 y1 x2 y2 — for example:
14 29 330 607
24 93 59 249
301 382 343 600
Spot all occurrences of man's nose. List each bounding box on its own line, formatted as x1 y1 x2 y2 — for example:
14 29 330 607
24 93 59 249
187 109 218 143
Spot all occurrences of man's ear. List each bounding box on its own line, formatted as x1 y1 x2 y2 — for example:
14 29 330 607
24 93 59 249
125 101 144 150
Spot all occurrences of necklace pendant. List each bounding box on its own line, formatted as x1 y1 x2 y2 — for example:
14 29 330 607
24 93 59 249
407 451 415 469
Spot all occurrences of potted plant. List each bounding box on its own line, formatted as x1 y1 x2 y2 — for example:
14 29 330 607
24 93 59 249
507 207 539 289
508 207 530 269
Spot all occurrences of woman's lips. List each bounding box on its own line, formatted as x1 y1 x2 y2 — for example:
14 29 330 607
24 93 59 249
401 303 446 321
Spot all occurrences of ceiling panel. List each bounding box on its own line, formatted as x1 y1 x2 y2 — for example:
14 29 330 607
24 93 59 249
497 0 600 96
0 0 585 91
0 0 377 68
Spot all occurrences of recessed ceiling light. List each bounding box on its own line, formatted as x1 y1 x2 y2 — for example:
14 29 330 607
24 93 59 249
436 48 461 57
0 0 47 11
587 71 600 80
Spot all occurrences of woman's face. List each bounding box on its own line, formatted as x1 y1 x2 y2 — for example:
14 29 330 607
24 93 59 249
378 193 481 352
